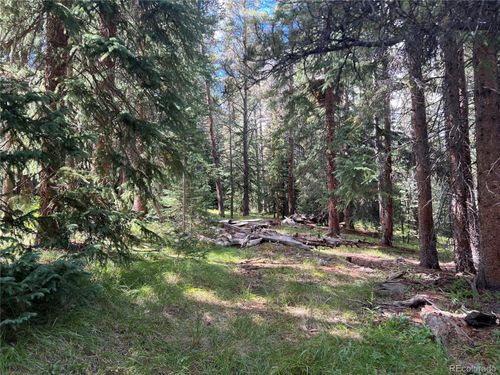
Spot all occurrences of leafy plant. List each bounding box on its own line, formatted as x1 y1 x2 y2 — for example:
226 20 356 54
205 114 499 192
0 250 90 337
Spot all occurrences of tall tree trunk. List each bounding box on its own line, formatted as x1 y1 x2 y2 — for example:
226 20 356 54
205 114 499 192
254 111 263 213
130 140 147 214
182 168 187 231
241 0 250 216
133 193 147 213
128 122 146 214
95 4 117 181
242 83 250 216
405 31 440 269
39 5 69 244
376 58 394 246
286 74 296 216
258 106 266 213
473 28 500 290
2 172 14 222
287 128 295 216
442 27 476 273
2 132 14 222
343 204 354 230
229 103 235 219
206 82 224 217
324 86 341 237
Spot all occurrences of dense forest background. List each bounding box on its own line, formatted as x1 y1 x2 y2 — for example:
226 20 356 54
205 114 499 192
0 0 499 373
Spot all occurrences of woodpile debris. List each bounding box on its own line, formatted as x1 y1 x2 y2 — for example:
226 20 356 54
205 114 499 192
374 271 498 360
281 213 325 226
420 305 476 349
198 219 367 250
464 311 498 328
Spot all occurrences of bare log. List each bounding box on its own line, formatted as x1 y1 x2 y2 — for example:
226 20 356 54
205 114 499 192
213 219 368 250
420 306 475 349
197 234 231 247
392 295 431 308
464 311 498 328
230 236 263 248
219 221 251 234
258 232 311 250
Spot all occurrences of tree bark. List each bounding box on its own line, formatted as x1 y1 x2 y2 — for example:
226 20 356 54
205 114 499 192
39 4 69 244
473 28 500 290
258 106 265 213
324 86 341 237
343 204 354 230
287 128 295 216
2 173 14 222
405 31 440 269
182 168 187 231
95 4 117 182
242 83 250 216
127 127 147 215
254 111 263 213
206 81 224 217
130 142 147 215
442 26 476 273
286 74 296 216
241 0 250 216
376 57 394 246
2 132 14 222
133 193 147 213
229 103 235 219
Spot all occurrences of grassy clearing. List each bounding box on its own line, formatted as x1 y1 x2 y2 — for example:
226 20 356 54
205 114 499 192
0 237 455 375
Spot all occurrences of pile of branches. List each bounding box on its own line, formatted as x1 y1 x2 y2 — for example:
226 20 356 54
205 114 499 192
199 219 366 250
281 213 325 226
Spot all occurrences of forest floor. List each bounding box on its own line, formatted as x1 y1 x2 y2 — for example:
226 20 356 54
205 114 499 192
1 220 499 374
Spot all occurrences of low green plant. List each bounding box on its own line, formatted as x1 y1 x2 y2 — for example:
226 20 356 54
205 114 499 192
0 250 90 337
445 278 474 306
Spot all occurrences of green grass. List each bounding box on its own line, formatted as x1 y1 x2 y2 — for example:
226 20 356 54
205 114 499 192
1 242 452 374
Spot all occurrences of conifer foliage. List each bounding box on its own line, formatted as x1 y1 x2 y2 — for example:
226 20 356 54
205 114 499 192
1 0 500 342
0 0 211 332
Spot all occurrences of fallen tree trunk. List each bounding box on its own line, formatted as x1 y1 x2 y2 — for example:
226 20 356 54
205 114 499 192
346 255 396 269
258 232 311 250
420 306 475 349
281 213 325 225
392 295 431 308
291 234 367 248
208 219 368 251
464 311 498 328
198 234 231 247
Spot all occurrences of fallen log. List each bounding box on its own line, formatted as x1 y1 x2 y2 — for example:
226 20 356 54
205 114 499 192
281 213 323 226
211 220 369 251
259 232 311 251
230 235 263 248
291 234 367 248
392 295 431 308
345 255 395 269
219 221 251 234
281 217 296 225
420 306 475 349
199 233 263 248
197 234 231 247
464 311 498 328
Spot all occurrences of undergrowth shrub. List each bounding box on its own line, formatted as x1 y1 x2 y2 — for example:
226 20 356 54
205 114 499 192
169 229 207 259
0 250 91 338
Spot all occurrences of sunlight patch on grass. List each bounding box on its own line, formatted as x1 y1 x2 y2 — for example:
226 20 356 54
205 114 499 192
184 287 225 305
1 240 453 375
163 271 181 284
